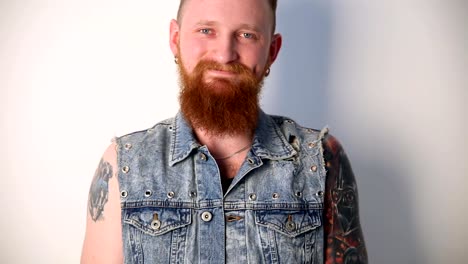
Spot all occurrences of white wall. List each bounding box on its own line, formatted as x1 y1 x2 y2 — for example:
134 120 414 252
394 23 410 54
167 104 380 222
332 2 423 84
1 1 466 263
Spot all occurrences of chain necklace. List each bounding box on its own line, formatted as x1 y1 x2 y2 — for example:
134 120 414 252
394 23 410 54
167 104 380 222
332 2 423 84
213 145 251 160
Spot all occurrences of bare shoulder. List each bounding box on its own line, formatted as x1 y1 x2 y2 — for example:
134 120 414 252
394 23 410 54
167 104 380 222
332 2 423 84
322 134 368 264
81 142 123 264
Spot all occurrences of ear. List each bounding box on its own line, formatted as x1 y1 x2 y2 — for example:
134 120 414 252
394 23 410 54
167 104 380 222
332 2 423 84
169 19 180 57
268 33 282 65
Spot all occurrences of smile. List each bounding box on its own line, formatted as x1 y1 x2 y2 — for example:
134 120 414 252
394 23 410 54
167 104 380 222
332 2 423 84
205 69 237 79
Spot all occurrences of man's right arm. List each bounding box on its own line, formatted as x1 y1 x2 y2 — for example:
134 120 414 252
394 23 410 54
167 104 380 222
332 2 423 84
81 143 124 264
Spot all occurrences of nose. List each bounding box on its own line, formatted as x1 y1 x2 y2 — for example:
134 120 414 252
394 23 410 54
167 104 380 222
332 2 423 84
212 35 239 64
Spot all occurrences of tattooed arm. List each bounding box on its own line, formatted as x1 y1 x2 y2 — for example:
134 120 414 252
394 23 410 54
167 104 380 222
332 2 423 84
81 143 123 263
323 135 368 264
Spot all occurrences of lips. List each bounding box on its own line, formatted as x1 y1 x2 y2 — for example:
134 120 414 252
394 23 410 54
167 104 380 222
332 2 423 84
205 69 237 79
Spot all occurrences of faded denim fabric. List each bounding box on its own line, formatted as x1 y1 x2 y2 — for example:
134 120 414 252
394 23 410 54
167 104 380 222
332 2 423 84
117 110 327 264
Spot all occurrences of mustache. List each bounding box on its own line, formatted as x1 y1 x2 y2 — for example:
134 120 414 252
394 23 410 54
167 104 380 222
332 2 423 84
196 60 252 75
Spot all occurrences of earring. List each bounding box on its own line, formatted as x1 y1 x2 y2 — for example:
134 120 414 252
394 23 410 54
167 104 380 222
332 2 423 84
174 56 179 64
265 67 271 77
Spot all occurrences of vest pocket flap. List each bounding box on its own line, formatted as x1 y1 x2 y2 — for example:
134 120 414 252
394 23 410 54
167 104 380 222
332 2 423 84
123 208 191 236
255 209 322 237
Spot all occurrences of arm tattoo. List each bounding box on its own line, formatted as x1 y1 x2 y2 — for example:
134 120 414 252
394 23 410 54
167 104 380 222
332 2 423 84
88 159 113 222
323 136 368 264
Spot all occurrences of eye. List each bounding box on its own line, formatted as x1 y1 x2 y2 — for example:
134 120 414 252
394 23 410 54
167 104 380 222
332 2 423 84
241 32 255 39
199 28 212 35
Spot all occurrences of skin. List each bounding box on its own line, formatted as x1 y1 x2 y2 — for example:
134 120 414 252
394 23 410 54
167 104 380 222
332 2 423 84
323 135 368 263
169 0 282 177
170 0 282 80
81 1 367 263
81 143 123 263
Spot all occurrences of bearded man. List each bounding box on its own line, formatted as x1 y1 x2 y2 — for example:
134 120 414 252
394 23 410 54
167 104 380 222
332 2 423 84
81 0 367 263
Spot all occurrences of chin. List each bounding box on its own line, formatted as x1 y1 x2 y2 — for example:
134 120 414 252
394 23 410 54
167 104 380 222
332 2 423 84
205 79 237 91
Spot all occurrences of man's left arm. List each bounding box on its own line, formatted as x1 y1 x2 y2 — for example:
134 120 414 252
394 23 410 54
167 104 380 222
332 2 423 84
322 134 368 264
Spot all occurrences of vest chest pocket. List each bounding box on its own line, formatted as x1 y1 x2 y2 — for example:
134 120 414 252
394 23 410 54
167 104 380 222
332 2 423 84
124 207 192 235
255 209 322 264
122 207 192 264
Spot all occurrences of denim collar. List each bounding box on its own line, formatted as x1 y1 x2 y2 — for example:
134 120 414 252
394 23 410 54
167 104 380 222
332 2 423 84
169 110 297 166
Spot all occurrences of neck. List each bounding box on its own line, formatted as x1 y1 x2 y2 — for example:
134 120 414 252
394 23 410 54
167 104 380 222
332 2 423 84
194 128 253 160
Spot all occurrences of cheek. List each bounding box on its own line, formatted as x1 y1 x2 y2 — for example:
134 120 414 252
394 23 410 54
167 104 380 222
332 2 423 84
250 56 269 78
179 39 206 72
243 47 270 73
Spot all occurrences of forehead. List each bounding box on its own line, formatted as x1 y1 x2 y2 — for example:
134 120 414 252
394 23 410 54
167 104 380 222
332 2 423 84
179 0 273 31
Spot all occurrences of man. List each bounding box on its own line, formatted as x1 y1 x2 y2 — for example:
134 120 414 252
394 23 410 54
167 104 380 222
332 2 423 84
81 0 367 263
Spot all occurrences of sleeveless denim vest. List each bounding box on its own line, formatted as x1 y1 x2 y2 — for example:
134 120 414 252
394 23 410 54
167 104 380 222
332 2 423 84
117 111 328 264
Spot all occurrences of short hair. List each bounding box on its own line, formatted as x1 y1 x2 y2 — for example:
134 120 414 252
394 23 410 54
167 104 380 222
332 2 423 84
177 0 278 34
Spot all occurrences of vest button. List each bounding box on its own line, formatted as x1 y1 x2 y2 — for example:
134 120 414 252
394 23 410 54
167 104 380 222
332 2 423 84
286 220 296 231
124 143 132 150
310 165 318 172
249 193 257 201
122 166 130 173
151 213 161 230
151 219 161 230
167 191 175 198
286 214 296 231
201 211 212 222
199 153 207 161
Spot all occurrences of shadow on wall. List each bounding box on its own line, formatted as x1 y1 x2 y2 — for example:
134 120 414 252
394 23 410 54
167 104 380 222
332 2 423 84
265 2 427 263
352 146 426 264
262 0 331 129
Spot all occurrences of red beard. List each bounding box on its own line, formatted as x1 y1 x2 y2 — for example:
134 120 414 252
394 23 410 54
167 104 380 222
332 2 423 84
178 59 265 137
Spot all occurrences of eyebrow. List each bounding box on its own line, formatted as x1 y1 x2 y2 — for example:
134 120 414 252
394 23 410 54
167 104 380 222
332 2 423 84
194 20 218 27
237 23 262 33
194 20 262 33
